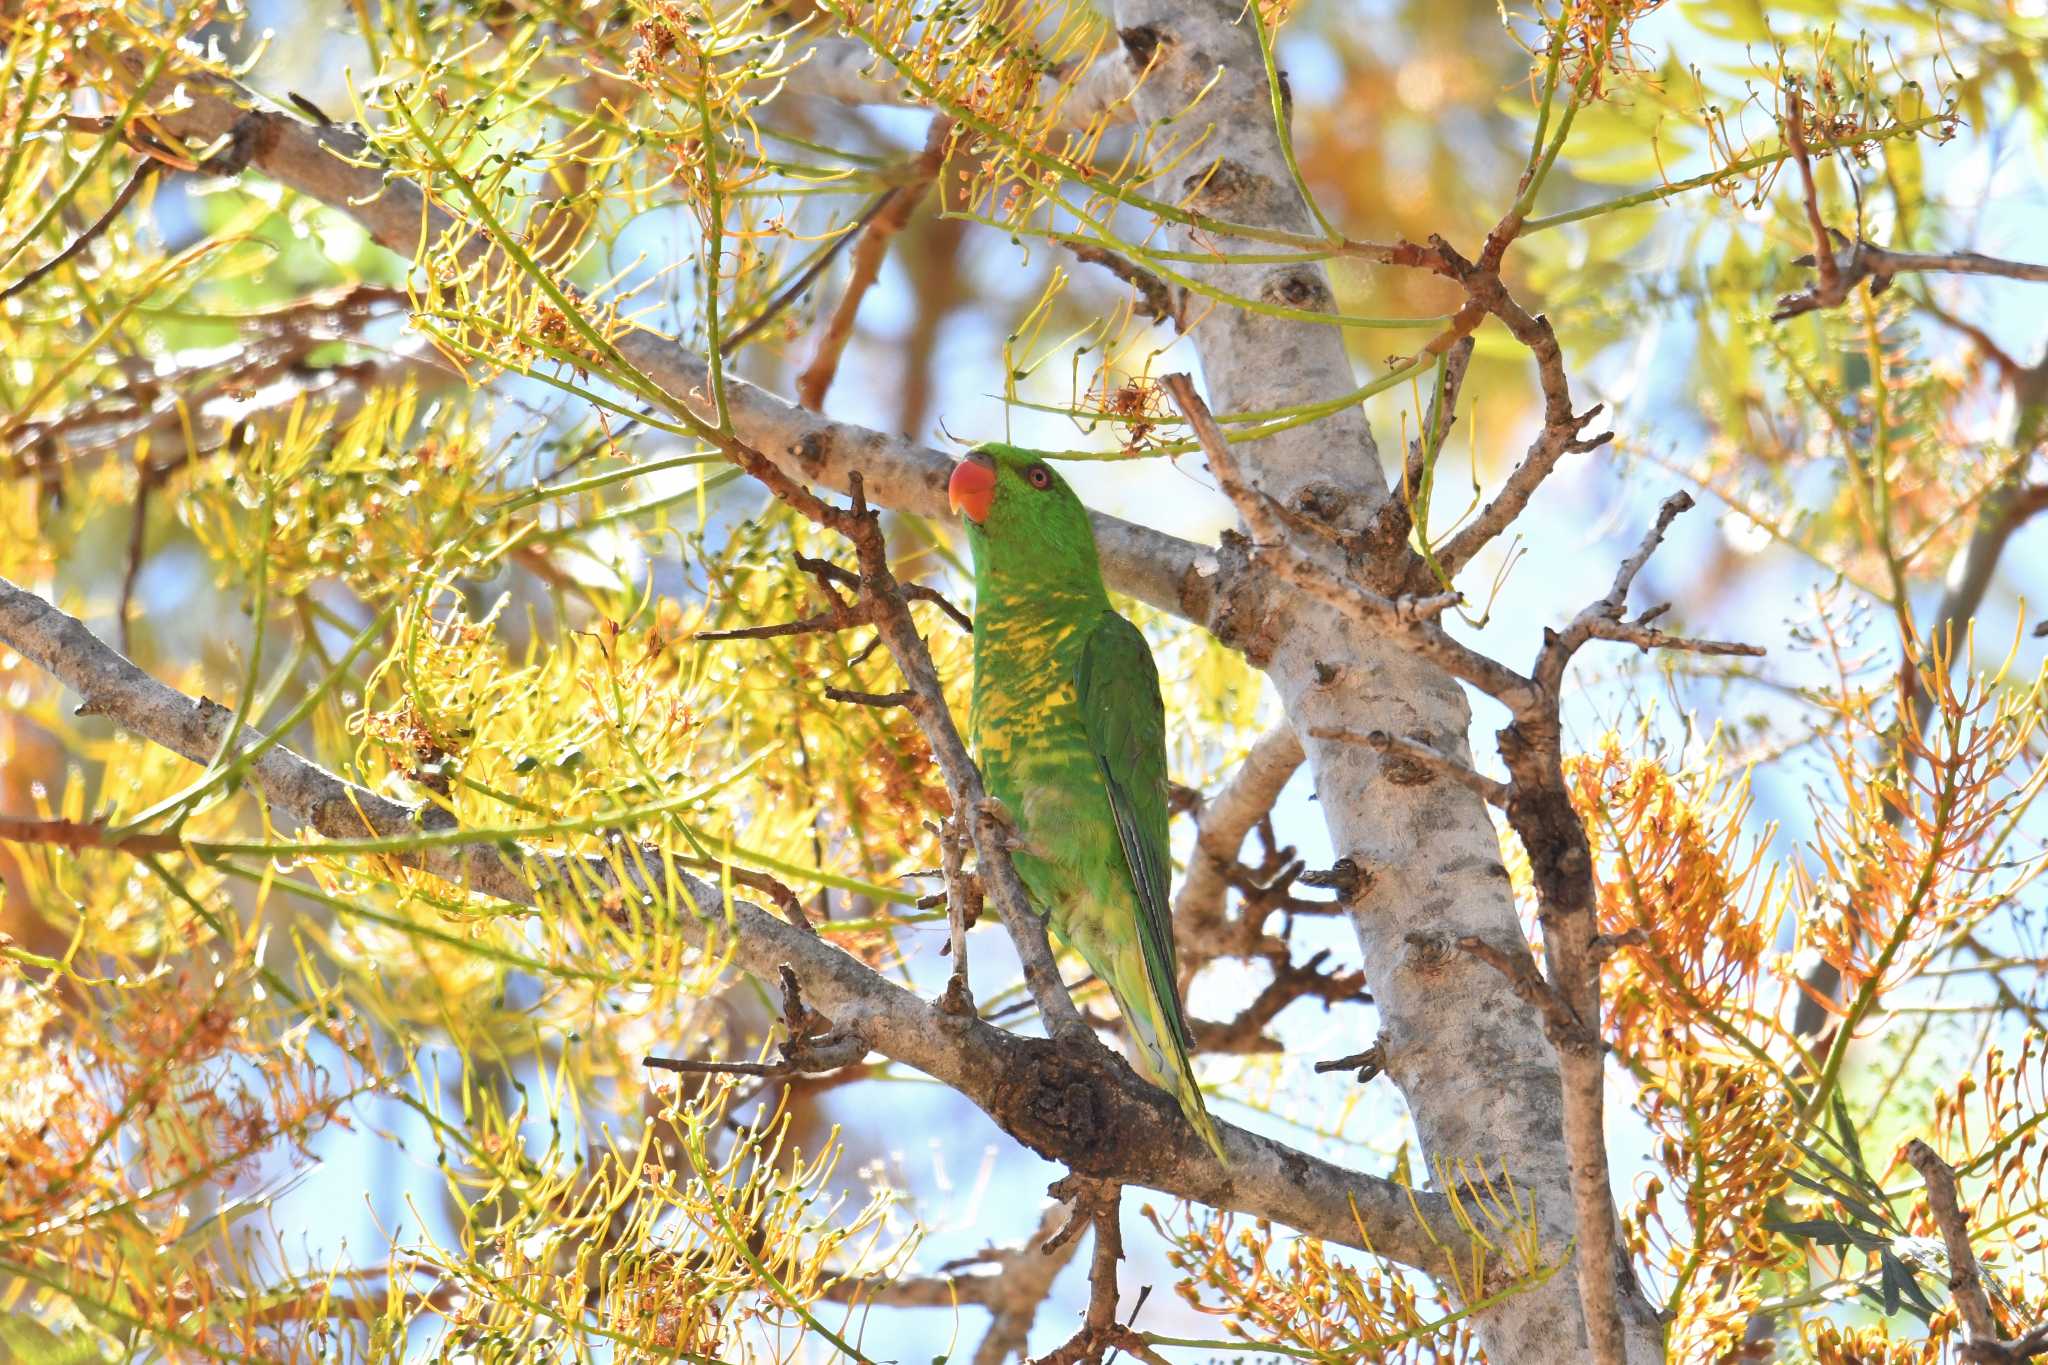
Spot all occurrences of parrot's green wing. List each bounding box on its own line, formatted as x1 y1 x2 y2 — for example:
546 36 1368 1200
1075 612 1193 1056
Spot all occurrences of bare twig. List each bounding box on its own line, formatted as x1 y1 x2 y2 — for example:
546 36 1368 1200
0 159 159 302
823 684 914 708
1782 86 1843 307
1063 240 1181 331
1539 492 1763 692
1457 934 1595 1053
1314 1040 1387 1084
1905 1140 2048 1363
931 815 979 1016
1033 1180 1126 1365
796 117 957 410
678 859 814 934
1172 725 1304 939
1775 238 2048 321
0 815 184 855
1773 88 2047 321
693 601 869 644
646 965 867 1078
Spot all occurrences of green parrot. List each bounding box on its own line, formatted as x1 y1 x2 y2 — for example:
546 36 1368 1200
947 443 1226 1162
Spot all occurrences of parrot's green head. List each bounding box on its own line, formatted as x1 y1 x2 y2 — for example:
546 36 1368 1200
948 444 1106 597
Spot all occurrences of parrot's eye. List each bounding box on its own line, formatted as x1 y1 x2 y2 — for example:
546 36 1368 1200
1025 465 1053 490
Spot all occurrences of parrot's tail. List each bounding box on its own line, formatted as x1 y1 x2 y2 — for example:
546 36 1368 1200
1112 961 1229 1166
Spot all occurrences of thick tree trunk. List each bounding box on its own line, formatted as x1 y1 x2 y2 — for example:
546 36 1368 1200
1108 3 1663 1357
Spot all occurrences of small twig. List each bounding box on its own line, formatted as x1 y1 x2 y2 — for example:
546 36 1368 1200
1539 491 1763 693
796 116 956 410
1313 1040 1387 1084
930 816 979 1016
1782 86 1842 306
1581 615 1767 659
1159 373 1286 549
1063 240 1181 331
901 581 974 633
0 814 184 854
1776 237 2048 321
1 159 159 302
1035 1178 1126 1365
645 964 866 1078
823 685 914 708
694 601 869 644
1905 1139 2048 1363
1456 934 1598 1055
643 1054 801 1079
679 859 814 934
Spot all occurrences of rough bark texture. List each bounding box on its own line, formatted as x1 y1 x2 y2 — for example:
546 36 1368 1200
1107 4 1662 1358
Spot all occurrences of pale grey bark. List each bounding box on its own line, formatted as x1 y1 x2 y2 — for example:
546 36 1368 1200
1108 5 1663 1359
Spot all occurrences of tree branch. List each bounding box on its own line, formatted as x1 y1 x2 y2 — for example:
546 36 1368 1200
1033 1179 1125 1365
88 52 1214 628
1172 724 1304 939
1905 1140 2048 1363
1771 87 2048 321
795 116 956 411
0 573 1465 1272
1161 371 1546 714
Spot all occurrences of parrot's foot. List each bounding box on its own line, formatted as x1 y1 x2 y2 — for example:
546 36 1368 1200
973 797 1040 856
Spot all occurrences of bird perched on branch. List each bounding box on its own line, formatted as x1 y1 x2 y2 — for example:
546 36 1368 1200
949 443 1225 1162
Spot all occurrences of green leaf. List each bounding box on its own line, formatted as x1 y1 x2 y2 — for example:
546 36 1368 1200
1877 1248 1940 1323
1830 1093 1868 1178
1782 1168 1889 1231
1766 1217 1886 1251
1681 0 1773 44
1765 1217 1853 1247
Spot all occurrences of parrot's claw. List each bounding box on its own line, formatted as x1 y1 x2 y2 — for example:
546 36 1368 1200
974 795 1017 835
973 797 1040 857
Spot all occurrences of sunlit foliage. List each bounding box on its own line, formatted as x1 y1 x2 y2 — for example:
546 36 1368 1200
1 0 2045 1359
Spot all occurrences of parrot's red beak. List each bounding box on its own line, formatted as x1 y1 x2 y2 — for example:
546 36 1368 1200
948 452 997 524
